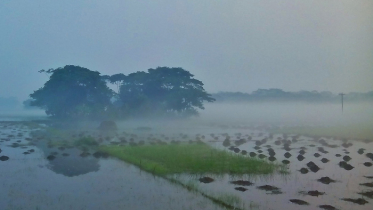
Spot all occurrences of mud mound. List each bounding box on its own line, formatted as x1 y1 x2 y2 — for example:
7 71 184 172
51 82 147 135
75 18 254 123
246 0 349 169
234 187 248 192
360 182 373 187
319 205 338 210
318 177 336 184
289 199 309 205
0 155 9 161
358 191 373 199
257 185 280 191
230 180 253 186
341 198 368 205
199 177 214 183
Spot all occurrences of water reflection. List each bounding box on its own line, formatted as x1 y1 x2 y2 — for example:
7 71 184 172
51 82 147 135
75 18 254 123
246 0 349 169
40 144 100 177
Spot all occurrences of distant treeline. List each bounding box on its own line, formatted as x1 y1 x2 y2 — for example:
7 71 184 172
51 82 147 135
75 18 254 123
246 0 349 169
212 89 373 103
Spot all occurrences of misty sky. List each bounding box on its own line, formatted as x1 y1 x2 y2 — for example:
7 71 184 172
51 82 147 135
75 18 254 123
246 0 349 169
1 0 372 100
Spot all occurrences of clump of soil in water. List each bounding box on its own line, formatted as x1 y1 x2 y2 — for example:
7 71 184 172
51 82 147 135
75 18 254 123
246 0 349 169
199 177 214 183
222 139 230 147
341 198 368 205
321 158 329 163
364 176 373 179
343 155 351 162
341 142 353 148
318 177 336 184
339 161 354 170
307 190 325 196
234 139 246 146
289 199 309 205
0 155 9 161
314 153 321 158
268 150 276 156
234 187 248 192
297 155 305 161
358 148 365 155
360 182 373 187
258 154 266 159
299 168 309 174
299 150 306 155
46 155 55 160
257 185 280 191
307 161 320 173
319 204 339 210
363 162 372 167
268 156 276 162
335 154 341 157
233 148 240 153
249 152 256 157
366 153 373 161
282 160 290 164
318 147 328 154
241 150 247 155
358 191 373 199
230 180 253 186
284 152 292 158
254 146 261 150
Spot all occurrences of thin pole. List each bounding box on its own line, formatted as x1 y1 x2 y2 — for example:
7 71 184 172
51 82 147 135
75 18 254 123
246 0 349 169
339 93 345 112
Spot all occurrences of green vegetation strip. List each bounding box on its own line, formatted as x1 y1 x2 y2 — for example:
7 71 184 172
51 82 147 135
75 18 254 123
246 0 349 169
276 124 373 141
100 143 277 176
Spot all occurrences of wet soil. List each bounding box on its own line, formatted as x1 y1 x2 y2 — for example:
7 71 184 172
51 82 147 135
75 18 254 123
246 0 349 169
234 187 248 192
257 185 280 191
230 180 253 186
199 177 214 184
357 191 373 199
307 190 325 196
318 177 336 184
289 199 309 205
360 182 373 187
341 198 369 205
0 155 9 161
319 204 339 210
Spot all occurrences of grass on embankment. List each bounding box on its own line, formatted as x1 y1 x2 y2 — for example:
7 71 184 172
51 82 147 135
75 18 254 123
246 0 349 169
275 124 373 141
99 143 278 176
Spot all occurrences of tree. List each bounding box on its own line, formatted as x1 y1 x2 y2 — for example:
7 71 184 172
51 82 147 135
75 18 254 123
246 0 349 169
118 67 215 117
30 65 114 119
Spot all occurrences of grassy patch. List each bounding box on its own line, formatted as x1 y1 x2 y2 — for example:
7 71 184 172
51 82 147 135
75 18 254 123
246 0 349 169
100 143 277 176
275 124 373 141
74 136 99 146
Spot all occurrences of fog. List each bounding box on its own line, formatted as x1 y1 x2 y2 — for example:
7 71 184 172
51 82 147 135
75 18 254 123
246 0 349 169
1 1 373 209
198 102 373 126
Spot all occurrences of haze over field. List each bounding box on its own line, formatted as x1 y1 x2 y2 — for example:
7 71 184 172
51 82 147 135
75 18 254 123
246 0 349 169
1 0 373 101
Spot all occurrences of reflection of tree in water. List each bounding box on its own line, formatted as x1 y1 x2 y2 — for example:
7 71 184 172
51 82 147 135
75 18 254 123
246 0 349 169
40 143 100 177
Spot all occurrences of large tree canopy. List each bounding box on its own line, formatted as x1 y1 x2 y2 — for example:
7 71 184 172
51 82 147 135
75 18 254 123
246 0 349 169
118 67 215 116
30 65 113 118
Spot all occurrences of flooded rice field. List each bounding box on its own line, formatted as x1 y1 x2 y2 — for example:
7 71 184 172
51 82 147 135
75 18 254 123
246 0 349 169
1 119 372 210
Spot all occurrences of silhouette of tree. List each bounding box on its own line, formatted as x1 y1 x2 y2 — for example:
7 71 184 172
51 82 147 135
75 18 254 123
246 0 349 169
30 65 113 118
118 67 215 117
